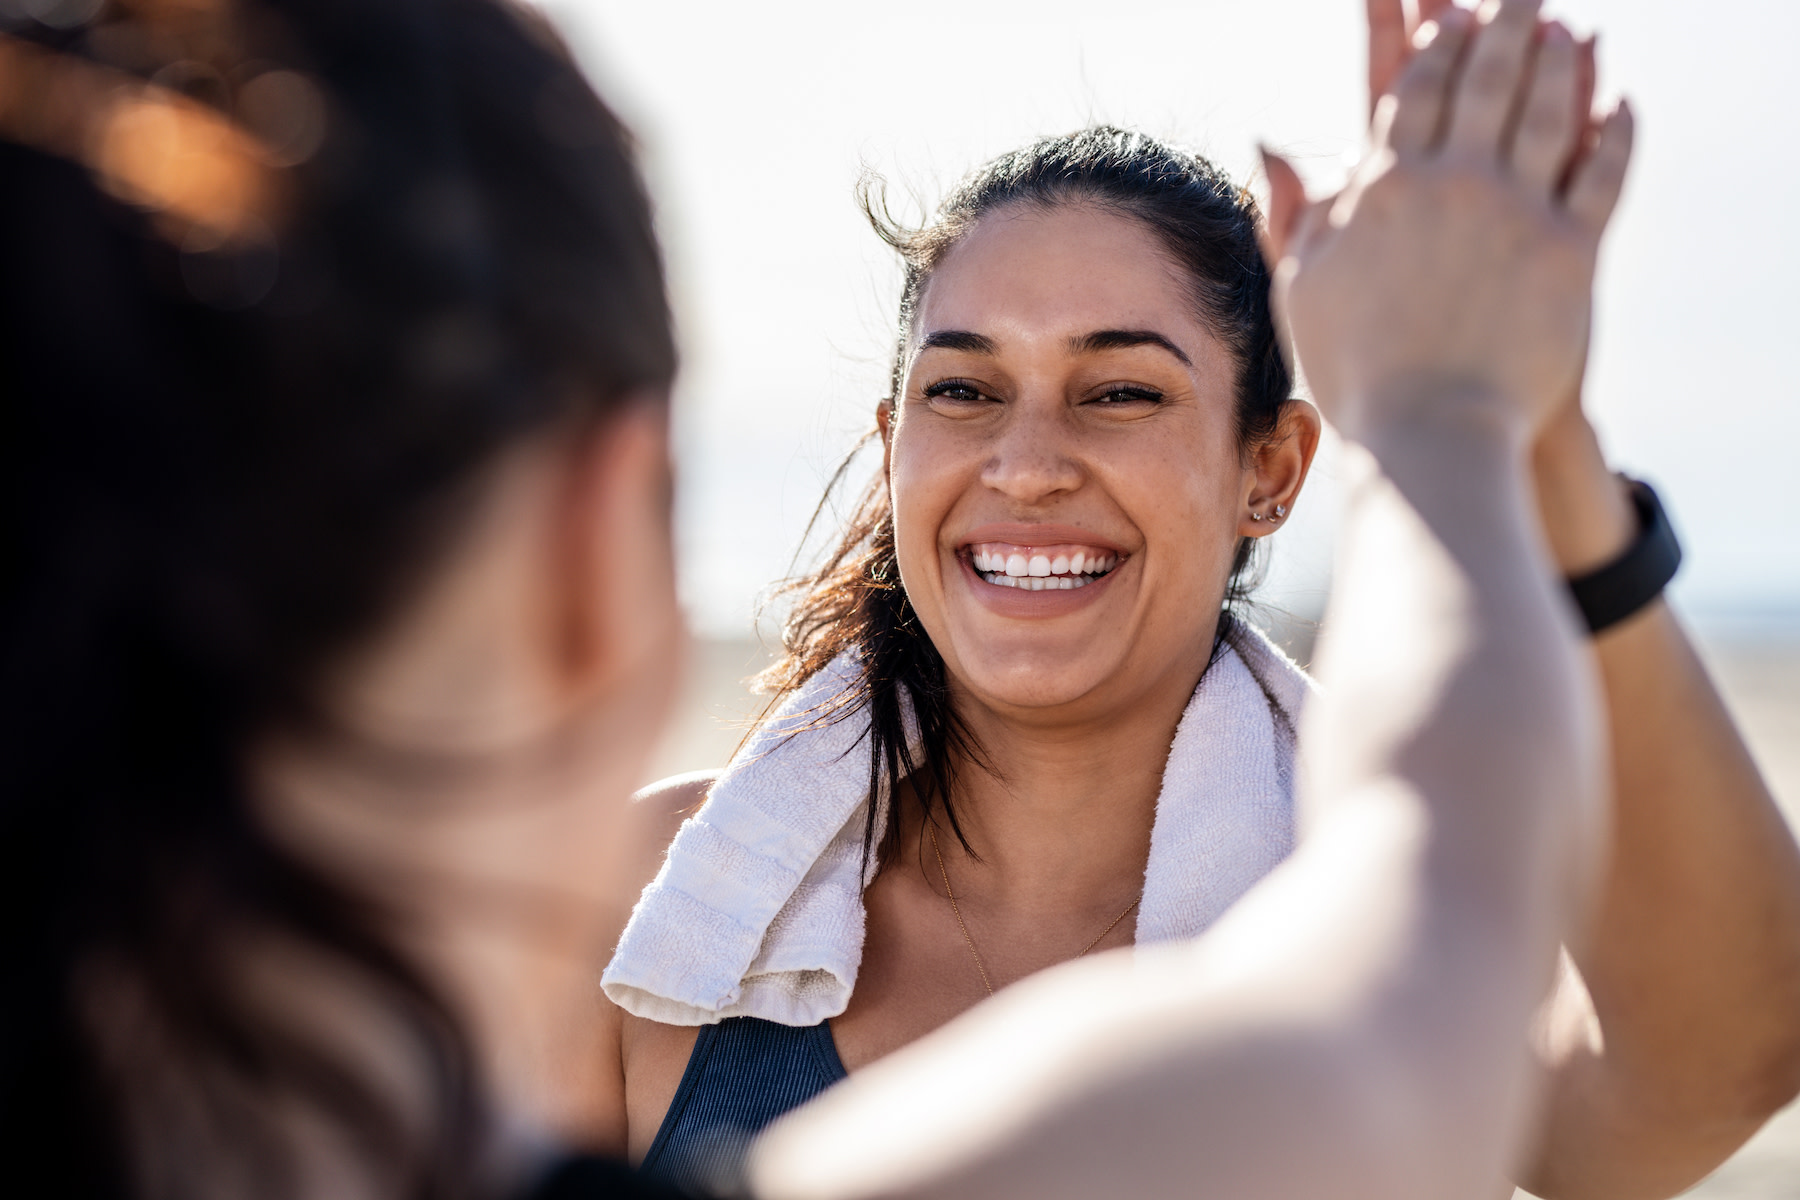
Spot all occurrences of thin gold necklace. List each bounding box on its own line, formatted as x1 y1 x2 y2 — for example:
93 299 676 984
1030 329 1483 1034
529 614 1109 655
928 822 1142 997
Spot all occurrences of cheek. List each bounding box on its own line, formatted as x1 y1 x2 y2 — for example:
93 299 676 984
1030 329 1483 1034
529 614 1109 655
886 423 966 581
1107 427 1245 582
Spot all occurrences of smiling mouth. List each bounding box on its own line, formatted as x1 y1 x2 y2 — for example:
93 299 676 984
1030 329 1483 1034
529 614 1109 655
965 542 1121 591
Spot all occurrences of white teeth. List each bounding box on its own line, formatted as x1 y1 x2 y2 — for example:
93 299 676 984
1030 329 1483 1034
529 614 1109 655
978 571 1096 590
967 544 1122 589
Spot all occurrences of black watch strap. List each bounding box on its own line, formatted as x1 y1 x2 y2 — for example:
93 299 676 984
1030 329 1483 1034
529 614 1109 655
1566 477 1682 636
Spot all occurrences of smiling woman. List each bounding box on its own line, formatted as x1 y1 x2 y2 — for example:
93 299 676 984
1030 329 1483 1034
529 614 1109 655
599 127 1324 1189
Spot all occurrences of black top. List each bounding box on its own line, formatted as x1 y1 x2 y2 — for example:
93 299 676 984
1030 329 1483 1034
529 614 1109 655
524 1155 699 1200
640 1017 848 1196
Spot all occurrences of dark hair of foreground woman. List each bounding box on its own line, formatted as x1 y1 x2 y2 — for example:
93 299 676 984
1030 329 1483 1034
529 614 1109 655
767 127 1292 865
0 0 672 1193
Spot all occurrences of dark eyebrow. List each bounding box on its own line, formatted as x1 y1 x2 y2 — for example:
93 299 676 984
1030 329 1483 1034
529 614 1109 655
1071 329 1192 367
917 329 999 355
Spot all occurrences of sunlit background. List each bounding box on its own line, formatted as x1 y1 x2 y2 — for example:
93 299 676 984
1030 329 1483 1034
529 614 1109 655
540 0 1800 644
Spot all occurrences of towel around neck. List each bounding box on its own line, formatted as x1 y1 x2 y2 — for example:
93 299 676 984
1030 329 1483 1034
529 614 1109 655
602 618 1314 1027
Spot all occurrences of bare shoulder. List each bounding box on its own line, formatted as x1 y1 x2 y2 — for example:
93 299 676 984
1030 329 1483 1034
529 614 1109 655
632 767 719 813
621 769 719 885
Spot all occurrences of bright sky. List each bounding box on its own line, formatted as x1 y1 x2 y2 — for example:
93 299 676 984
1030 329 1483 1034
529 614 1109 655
542 0 1800 638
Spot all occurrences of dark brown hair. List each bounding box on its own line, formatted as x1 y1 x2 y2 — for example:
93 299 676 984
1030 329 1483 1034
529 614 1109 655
0 1 672 1194
762 126 1292 867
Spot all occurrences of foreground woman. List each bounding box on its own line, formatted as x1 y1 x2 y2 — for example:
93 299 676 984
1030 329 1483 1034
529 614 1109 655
604 3 1800 1196
0 0 686 1193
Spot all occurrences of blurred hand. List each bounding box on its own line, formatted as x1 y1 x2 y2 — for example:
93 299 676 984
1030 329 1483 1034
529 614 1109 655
1368 0 1601 419
1366 0 1634 570
1262 0 1633 445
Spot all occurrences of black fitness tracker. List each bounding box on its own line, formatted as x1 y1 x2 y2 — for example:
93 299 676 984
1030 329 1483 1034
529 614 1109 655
1566 477 1682 636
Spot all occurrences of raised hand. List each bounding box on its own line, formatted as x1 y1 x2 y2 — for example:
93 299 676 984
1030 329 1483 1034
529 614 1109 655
1262 0 1632 445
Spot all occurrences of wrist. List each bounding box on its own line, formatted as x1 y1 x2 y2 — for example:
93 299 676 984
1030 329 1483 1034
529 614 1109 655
1346 404 1534 533
1531 407 1634 575
1566 479 1682 636
1353 392 1533 482
1350 381 1534 467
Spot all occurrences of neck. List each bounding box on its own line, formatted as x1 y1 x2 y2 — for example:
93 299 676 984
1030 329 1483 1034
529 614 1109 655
923 631 1216 912
253 716 653 1180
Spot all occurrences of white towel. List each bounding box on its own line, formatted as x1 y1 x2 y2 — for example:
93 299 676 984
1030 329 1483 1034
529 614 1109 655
603 619 1313 1027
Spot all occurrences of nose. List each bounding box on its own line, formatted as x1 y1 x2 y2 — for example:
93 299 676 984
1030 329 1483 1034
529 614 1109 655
979 401 1083 506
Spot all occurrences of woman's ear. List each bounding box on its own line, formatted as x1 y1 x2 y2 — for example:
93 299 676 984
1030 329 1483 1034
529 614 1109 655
1239 400 1323 539
876 399 896 474
551 397 683 715
308 395 682 760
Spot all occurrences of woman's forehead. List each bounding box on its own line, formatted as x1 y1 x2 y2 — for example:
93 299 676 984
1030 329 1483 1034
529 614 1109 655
910 205 1220 367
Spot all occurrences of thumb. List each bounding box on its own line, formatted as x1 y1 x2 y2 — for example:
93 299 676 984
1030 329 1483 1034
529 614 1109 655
1257 144 1310 270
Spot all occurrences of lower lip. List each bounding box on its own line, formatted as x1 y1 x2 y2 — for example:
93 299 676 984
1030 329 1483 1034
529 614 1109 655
956 553 1119 617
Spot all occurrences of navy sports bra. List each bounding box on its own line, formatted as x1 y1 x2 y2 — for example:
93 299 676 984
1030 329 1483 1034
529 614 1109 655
640 1017 847 1194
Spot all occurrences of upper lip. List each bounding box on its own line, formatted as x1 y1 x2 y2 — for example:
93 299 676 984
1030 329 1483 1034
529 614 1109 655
954 523 1127 555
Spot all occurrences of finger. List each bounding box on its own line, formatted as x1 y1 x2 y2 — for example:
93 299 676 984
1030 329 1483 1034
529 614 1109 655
1387 7 1476 158
1257 145 1311 267
1555 34 1600 190
1510 23 1581 193
1444 0 1546 160
1367 0 1411 114
1565 99 1634 234
1574 34 1597 131
1416 0 1460 20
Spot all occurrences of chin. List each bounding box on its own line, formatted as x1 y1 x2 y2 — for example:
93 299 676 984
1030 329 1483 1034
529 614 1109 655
945 640 1129 714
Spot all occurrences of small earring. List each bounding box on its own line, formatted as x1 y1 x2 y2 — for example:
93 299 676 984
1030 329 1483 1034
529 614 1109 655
1250 511 1264 522
1273 505 1287 519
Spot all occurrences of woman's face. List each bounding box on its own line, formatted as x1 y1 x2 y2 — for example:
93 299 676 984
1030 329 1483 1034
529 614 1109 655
886 203 1276 723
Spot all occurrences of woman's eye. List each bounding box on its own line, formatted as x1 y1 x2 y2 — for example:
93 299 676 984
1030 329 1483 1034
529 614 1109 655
923 381 991 405
1091 386 1164 405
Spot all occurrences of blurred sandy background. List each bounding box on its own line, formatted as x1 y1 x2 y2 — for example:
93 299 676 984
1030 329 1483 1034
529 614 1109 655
638 622 1800 1200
